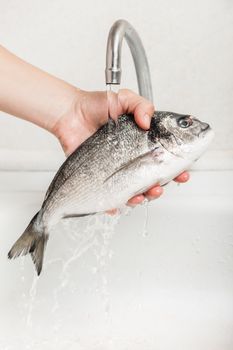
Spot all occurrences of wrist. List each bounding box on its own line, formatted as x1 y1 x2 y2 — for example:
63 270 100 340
51 88 86 155
45 85 82 134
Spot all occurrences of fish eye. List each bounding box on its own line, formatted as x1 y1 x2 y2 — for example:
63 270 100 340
178 117 192 128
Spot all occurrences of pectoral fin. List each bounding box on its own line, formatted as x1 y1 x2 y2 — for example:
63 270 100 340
63 212 96 219
104 148 163 184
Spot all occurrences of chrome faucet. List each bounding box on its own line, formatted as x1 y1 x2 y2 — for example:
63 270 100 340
105 19 153 102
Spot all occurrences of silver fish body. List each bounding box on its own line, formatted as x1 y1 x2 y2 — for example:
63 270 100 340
8 111 214 275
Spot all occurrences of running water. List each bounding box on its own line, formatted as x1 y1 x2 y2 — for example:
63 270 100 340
107 83 112 92
142 200 149 237
26 275 39 327
106 83 118 94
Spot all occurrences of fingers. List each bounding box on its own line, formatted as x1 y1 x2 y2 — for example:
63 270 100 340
107 188 162 215
126 171 190 208
144 185 163 200
127 185 163 206
174 171 190 183
127 172 189 208
127 194 145 206
117 89 155 129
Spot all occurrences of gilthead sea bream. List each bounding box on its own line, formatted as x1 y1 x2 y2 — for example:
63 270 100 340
8 111 214 275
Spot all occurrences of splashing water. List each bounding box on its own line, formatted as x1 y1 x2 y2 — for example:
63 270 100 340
9 212 122 349
51 213 119 315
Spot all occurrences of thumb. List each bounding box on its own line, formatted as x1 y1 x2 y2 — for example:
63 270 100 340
117 89 155 129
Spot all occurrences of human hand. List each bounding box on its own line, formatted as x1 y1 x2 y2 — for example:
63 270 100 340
52 88 189 208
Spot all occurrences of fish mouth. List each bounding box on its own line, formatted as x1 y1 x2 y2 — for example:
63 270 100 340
202 124 210 132
199 122 210 136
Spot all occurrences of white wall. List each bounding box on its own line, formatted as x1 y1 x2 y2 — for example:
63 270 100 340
0 0 232 170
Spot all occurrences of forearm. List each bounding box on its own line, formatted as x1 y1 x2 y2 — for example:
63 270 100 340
0 45 78 132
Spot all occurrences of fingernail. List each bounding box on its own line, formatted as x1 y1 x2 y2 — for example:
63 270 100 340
143 114 151 129
183 172 190 181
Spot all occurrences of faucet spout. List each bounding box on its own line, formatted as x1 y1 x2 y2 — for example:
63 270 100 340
105 19 153 102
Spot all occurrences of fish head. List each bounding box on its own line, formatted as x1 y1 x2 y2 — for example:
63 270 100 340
148 111 214 161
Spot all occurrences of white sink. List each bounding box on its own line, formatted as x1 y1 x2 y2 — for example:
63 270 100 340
0 170 232 350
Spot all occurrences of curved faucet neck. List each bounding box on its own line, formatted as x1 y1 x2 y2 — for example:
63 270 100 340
105 19 153 102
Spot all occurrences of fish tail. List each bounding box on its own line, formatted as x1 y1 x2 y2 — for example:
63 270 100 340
8 212 48 276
